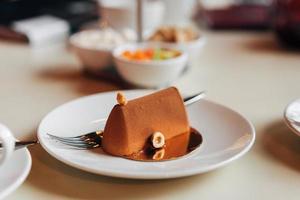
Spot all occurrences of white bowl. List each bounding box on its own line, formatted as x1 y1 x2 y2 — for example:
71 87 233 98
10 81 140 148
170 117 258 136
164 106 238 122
70 30 114 72
113 43 188 88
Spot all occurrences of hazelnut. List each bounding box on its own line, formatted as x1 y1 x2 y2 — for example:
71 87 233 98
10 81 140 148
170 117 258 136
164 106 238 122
152 148 165 160
151 131 165 149
117 92 127 106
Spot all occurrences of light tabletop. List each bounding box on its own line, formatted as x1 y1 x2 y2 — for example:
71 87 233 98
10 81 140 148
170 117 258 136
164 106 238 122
1 30 300 200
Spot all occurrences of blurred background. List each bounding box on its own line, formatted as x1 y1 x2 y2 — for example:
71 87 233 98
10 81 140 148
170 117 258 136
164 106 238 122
0 0 299 89
0 0 299 47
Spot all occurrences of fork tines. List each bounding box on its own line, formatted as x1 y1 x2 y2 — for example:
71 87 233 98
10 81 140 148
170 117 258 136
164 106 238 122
47 131 102 149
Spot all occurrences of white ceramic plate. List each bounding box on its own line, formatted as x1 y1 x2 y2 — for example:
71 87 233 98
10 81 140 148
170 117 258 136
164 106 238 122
38 90 255 179
0 149 31 199
284 99 300 136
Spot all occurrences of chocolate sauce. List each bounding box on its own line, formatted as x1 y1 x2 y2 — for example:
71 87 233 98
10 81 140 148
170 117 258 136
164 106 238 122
125 127 203 162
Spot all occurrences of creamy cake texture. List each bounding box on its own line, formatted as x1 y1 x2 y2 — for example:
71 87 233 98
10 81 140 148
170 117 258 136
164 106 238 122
102 87 190 157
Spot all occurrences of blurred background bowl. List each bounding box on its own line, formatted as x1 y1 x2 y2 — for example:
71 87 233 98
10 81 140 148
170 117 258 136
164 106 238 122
70 28 136 73
70 30 114 72
113 43 188 88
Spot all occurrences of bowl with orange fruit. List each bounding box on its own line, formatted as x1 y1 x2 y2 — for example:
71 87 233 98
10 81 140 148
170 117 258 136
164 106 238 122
113 43 188 88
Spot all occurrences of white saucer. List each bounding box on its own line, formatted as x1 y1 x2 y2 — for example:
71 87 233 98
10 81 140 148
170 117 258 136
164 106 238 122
0 149 31 199
38 90 255 179
284 99 300 136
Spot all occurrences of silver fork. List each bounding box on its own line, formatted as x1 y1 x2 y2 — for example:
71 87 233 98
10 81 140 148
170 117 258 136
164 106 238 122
48 131 103 149
0 140 38 150
47 91 206 149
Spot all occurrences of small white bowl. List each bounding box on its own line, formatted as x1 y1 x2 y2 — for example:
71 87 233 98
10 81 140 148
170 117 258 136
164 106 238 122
70 30 115 72
113 43 188 88
70 46 113 72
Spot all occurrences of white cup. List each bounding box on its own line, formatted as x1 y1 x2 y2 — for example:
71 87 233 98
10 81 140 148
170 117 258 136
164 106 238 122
0 124 15 166
98 0 165 33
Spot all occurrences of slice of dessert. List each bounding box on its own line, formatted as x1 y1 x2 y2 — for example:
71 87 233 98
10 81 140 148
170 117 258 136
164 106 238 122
102 87 190 159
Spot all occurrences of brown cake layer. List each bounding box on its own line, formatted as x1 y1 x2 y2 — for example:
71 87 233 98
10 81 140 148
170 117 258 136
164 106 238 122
102 87 190 157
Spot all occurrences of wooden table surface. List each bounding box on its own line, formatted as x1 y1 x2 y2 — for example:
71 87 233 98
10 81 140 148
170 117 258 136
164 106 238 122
1 30 300 200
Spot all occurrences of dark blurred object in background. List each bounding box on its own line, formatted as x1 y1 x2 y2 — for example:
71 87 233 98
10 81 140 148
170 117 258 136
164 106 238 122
196 0 273 29
0 0 98 33
273 0 300 48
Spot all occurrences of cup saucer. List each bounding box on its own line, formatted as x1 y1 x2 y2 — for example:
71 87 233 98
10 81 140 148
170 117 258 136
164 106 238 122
0 148 31 199
284 99 300 136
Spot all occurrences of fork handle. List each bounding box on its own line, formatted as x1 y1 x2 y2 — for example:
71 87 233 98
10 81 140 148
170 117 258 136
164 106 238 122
183 91 206 107
0 141 38 150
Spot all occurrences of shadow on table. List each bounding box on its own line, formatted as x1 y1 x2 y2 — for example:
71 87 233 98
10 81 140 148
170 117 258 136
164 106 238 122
26 140 216 200
242 36 300 54
261 120 300 172
36 66 134 96
36 64 192 95
243 37 281 52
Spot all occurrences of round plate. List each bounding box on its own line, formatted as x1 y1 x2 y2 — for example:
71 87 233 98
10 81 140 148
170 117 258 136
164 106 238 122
38 90 255 179
0 149 31 199
284 99 300 136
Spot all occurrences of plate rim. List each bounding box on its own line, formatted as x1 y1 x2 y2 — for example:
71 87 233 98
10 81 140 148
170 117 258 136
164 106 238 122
0 148 32 199
38 90 256 179
284 98 300 136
